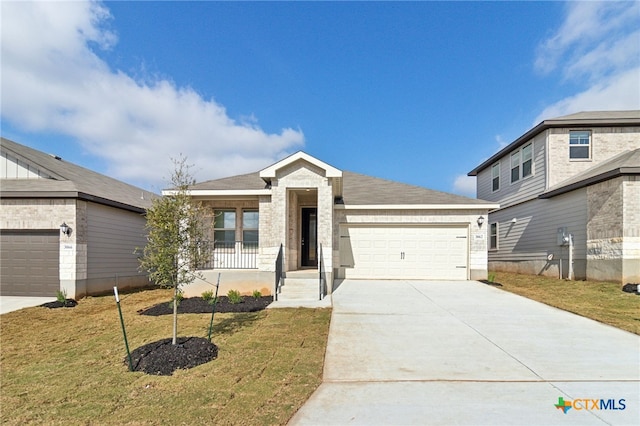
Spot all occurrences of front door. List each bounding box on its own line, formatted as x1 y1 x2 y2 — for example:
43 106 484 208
301 208 318 267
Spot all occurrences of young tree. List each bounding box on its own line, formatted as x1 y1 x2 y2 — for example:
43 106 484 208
139 156 211 344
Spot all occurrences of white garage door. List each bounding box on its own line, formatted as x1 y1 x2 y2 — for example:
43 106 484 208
339 225 469 280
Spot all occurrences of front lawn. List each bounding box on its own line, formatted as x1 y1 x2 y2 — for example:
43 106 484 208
491 272 640 335
0 288 331 425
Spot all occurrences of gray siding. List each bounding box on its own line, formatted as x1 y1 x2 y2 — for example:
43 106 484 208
86 202 147 280
488 189 588 277
477 133 547 207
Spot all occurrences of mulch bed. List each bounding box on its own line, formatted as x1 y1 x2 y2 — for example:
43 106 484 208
479 279 503 287
41 299 78 309
126 337 218 376
138 296 272 316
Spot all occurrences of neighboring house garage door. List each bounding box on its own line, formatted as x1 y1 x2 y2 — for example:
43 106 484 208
339 225 469 280
0 230 60 296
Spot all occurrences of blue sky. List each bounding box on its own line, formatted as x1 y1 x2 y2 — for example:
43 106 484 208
2 1 639 196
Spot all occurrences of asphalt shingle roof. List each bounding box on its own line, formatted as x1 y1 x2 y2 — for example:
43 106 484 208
1 137 156 211
187 167 491 206
341 171 489 205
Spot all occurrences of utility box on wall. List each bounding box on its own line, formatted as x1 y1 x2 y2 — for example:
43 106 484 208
557 227 569 246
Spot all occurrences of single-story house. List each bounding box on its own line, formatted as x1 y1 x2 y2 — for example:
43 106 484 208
0 137 157 299
172 151 499 298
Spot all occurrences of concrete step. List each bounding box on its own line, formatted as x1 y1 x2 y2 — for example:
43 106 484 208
278 278 321 301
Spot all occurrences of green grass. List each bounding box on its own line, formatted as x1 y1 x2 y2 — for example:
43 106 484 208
0 288 331 425
492 272 640 335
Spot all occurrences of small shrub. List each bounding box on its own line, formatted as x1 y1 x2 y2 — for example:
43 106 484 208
201 290 218 305
167 291 184 309
252 289 262 299
227 289 242 304
488 273 496 283
56 289 67 303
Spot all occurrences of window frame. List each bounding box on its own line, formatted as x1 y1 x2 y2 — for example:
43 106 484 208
491 162 500 192
569 130 591 160
242 209 259 249
510 142 534 184
213 209 236 249
489 222 498 250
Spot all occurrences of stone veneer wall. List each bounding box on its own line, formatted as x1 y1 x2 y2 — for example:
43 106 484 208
0 198 82 297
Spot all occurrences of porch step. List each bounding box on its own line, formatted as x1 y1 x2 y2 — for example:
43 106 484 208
278 278 320 301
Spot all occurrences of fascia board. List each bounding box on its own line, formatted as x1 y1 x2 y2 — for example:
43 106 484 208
162 189 272 196
259 151 342 178
335 203 500 210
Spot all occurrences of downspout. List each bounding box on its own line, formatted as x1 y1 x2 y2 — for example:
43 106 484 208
568 234 574 280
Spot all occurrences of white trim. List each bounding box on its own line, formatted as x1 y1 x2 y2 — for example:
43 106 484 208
259 151 342 178
335 203 500 210
162 189 272 196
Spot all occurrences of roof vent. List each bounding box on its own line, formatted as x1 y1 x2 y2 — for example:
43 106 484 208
49 153 62 160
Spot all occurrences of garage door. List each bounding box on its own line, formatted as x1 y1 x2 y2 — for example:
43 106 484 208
0 230 60 296
339 225 469 280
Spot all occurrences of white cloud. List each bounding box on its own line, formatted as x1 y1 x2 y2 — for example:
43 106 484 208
452 174 476 198
0 1 304 190
535 67 640 123
534 1 640 122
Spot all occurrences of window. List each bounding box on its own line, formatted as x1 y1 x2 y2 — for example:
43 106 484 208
570 131 591 159
491 163 500 192
510 151 520 183
242 210 259 248
490 222 498 250
510 142 533 183
522 143 532 178
214 210 236 248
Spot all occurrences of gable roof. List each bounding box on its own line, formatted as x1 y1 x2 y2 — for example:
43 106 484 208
468 110 640 176
259 151 342 180
539 148 640 199
1 137 156 212
184 166 496 208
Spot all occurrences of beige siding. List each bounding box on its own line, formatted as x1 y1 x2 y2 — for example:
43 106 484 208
477 133 547 207
547 126 640 187
488 189 588 278
86 202 147 280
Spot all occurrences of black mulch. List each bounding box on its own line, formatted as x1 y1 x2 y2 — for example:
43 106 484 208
479 280 503 287
126 337 218 376
40 299 78 309
138 296 272 316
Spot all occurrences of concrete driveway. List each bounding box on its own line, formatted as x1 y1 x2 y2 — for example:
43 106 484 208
289 280 640 425
0 296 56 315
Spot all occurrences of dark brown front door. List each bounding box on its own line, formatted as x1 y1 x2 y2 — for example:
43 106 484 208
301 208 317 267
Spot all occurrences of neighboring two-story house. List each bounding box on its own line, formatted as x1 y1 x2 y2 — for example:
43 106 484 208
468 111 640 284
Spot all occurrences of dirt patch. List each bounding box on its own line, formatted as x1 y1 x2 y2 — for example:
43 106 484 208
138 296 272 316
127 337 218 376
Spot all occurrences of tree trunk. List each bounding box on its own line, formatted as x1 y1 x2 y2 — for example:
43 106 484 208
172 284 178 345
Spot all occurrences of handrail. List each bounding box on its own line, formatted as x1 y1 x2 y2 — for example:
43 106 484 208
274 244 284 301
197 241 258 270
318 243 326 300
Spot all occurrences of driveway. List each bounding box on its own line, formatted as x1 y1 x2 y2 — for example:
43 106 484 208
289 280 640 425
0 296 56 315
